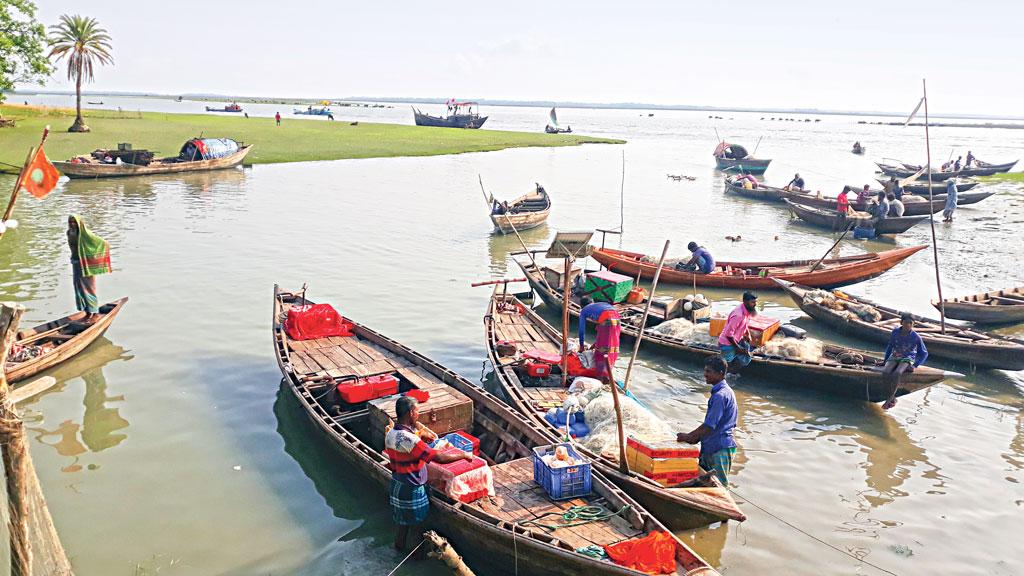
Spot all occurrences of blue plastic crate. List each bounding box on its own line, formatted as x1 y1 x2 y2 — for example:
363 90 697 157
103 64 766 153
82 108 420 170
532 443 592 500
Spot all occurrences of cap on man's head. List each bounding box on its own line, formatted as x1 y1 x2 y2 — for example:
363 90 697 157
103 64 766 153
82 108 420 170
742 291 758 302
396 395 418 419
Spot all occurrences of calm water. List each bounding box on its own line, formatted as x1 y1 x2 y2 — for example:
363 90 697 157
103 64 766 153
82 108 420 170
2 98 1023 575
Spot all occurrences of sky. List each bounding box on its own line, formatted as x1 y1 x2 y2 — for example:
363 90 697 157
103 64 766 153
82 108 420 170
22 0 1024 115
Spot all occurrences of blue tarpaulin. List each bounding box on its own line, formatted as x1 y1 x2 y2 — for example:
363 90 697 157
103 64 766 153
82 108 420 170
179 138 240 161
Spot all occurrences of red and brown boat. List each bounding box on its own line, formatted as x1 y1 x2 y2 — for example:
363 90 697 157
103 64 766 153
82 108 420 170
591 245 926 290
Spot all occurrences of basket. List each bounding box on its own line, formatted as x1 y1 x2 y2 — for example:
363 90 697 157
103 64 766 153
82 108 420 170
532 444 592 500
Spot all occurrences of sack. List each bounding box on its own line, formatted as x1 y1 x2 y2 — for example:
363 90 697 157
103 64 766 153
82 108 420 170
284 304 354 340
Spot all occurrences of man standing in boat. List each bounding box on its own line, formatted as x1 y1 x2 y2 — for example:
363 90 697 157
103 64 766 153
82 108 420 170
67 215 112 323
880 313 928 410
578 296 621 383
718 292 757 372
385 396 473 552
677 356 738 486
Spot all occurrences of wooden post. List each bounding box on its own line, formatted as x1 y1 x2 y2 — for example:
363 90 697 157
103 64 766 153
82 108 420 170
622 240 670 393
0 303 30 575
922 79 946 334
423 531 476 576
561 256 572 387
605 357 629 474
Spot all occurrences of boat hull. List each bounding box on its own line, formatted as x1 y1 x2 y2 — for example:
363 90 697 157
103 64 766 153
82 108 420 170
784 198 927 234
54 146 252 179
491 210 549 234
933 287 1024 325
781 190 994 216
590 245 926 289
715 157 771 174
413 110 487 129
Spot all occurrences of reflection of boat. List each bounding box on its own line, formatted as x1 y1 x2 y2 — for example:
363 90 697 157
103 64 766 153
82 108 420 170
272 285 716 576
591 245 926 289
54 138 252 179
544 107 572 133
776 280 1024 370
933 286 1024 325
205 103 243 113
783 198 928 235
488 184 552 234
484 288 746 530
413 101 487 128
486 224 548 275
516 259 956 402
713 142 771 174
7 297 128 384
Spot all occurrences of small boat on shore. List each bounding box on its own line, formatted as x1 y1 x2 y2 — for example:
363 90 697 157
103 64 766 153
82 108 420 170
488 184 551 234
484 287 746 530
783 198 927 235
413 101 487 129
293 106 332 116
273 286 717 576
54 138 252 179
591 245 925 290
713 142 771 174
206 103 243 113
7 298 128 383
776 280 1024 370
933 286 1024 325
515 259 958 402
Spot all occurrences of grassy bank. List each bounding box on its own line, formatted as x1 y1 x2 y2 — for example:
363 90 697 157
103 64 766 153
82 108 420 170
0 105 623 174
979 172 1024 184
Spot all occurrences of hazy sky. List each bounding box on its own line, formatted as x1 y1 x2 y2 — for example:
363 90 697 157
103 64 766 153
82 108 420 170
25 0 1023 115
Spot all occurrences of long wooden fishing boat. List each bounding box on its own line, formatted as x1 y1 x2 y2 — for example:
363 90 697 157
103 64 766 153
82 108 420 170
723 178 789 201
273 286 717 576
54 144 252 179
483 288 746 531
6 297 128 383
933 286 1024 325
781 189 995 216
775 280 1024 371
876 161 1017 179
413 103 487 129
591 245 925 290
874 178 980 194
783 198 928 235
515 259 958 402
490 186 552 234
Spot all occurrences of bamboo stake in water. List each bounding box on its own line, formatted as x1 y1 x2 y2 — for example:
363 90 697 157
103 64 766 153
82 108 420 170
922 79 947 333
622 240 670 393
605 356 629 474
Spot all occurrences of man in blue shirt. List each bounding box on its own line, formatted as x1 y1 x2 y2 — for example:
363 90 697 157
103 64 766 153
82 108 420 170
881 312 929 410
676 242 716 274
677 356 738 486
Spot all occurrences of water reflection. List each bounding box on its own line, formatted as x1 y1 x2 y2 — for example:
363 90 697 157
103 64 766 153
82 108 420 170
486 223 549 276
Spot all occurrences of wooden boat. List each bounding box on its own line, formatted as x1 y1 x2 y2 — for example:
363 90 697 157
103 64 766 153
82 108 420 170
713 143 770 174
86 101 104 105
6 297 128 383
515 259 959 402
483 287 746 531
413 102 487 129
876 161 1016 179
206 103 243 113
974 159 1019 172
545 107 572 133
852 144 865 155
776 280 1024 371
591 245 925 290
489 185 552 234
723 177 789 201
54 143 252 179
781 189 995 216
783 198 927 235
874 178 979 194
933 286 1024 325
273 286 717 576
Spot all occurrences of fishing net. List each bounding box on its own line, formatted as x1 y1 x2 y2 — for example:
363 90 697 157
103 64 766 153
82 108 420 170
646 318 717 346
579 391 674 457
761 337 824 362
648 318 826 362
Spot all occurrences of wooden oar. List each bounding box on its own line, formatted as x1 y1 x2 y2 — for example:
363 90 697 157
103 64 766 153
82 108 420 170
809 221 855 273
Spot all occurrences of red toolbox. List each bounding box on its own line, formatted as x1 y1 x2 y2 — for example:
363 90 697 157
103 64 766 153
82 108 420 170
337 374 399 404
525 361 552 378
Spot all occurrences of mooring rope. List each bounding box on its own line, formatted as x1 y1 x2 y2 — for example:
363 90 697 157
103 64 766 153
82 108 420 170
385 538 426 576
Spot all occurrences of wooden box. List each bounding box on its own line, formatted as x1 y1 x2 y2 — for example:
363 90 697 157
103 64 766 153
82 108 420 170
368 386 474 450
583 270 634 303
748 316 781 347
541 263 582 289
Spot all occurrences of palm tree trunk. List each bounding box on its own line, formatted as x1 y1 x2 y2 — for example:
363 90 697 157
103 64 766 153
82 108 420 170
69 61 89 133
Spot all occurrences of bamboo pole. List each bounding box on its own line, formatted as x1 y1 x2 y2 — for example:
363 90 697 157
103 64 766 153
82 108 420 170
922 79 947 334
561 256 572 388
423 531 476 576
605 356 629 474
622 240 670 393
619 149 625 232
0 303 30 575
0 147 35 241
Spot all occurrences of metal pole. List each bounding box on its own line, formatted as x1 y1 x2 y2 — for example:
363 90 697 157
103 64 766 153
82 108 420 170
922 79 946 333
622 240 670 392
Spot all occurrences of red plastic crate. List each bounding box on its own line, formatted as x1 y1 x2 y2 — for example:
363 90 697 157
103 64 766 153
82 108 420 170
627 436 699 459
522 349 562 365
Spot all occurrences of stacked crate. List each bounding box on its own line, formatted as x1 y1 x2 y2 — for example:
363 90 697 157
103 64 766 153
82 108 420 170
626 436 700 486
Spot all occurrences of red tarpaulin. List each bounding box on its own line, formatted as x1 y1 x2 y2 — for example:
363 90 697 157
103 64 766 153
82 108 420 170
604 531 678 575
284 304 354 341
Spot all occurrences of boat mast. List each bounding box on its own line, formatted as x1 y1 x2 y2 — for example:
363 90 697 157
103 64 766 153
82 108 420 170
921 79 946 333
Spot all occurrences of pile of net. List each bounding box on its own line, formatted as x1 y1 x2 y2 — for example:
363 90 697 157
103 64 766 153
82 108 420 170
646 317 825 362
645 318 717 346
760 337 824 362
803 290 882 323
577 390 675 457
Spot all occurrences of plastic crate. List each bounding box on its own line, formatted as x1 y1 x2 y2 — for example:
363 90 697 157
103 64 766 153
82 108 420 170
583 271 634 304
532 444 592 500
432 432 478 455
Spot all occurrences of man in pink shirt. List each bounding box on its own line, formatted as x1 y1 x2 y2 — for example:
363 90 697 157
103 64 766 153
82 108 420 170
718 292 758 371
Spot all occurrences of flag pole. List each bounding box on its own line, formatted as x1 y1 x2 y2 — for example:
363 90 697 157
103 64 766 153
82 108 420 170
921 80 946 333
0 127 51 240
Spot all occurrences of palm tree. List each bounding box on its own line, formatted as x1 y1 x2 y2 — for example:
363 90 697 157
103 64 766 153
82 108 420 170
48 15 113 133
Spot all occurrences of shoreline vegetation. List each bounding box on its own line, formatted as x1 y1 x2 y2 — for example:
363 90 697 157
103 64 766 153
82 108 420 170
0 104 623 174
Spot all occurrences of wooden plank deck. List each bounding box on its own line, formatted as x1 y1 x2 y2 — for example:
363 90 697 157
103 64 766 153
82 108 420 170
288 335 413 379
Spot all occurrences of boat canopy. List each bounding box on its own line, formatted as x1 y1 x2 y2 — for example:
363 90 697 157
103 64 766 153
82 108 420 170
179 138 240 161
714 142 750 159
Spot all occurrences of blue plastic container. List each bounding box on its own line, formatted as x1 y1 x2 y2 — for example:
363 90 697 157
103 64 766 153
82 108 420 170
429 432 475 453
853 226 877 239
532 443 592 500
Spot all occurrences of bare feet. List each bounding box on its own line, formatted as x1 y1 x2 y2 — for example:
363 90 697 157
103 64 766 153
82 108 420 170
882 398 897 410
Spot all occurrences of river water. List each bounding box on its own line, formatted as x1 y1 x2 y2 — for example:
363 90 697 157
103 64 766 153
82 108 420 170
2 95 1023 575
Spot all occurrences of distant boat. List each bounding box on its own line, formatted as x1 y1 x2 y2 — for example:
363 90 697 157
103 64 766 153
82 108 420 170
87 101 104 105
206 103 243 113
713 141 771 175
293 106 332 116
413 101 487 128
176 96 184 102
852 142 865 155
544 107 571 134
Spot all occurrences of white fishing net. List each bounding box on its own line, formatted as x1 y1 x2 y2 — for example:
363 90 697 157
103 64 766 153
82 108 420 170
645 318 718 346
579 391 674 457
647 317 826 362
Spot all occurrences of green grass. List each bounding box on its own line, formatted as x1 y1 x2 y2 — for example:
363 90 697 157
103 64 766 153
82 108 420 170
978 173 1024 183
0 105 623 174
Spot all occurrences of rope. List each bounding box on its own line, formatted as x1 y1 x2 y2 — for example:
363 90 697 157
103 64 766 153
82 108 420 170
517 504 631 532
385 539 426 576
727 487 898 575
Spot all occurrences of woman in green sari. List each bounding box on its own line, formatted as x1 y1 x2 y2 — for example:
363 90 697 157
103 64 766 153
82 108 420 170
67 215 112 323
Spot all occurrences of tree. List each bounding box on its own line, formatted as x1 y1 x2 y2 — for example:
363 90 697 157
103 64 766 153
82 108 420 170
0 0 52 102
47 14 112 132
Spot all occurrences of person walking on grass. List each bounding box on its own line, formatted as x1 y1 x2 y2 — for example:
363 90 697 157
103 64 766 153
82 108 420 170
677 356 738 486
275 111 281 126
